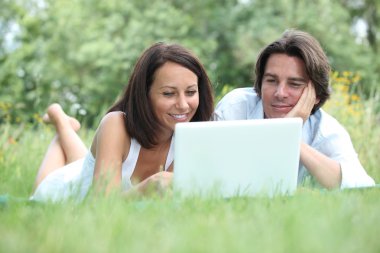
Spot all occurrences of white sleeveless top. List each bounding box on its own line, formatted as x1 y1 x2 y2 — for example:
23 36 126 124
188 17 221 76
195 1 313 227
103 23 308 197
121 138 174 189
31 137 175 202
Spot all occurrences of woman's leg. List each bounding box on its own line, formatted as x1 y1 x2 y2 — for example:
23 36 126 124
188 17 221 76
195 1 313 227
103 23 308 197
34 103 88 189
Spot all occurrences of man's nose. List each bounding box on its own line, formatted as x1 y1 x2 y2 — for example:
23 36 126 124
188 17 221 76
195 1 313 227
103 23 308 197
274 83 289 98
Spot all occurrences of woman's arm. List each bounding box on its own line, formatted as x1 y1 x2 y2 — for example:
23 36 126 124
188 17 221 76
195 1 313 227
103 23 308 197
91 112 130 194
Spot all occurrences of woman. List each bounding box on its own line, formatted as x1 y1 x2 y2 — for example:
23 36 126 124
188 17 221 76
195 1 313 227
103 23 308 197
32 42 214 202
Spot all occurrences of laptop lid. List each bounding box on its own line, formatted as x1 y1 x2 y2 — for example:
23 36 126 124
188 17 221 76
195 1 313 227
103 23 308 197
173 118 302 197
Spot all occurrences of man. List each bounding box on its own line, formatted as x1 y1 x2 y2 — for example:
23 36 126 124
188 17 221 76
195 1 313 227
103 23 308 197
214 29 375 189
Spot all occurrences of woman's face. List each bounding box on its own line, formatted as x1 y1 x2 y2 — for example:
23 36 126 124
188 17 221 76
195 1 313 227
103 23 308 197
261 53 309 118
149 61 199 136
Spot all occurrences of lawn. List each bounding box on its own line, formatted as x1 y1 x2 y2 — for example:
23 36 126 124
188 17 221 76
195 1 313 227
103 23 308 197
1 74 380 252
1 118 379 253
1 187 379 253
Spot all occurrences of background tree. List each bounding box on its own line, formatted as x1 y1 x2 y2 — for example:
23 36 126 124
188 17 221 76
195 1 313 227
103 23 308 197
0 0 378 126
340 0 380 96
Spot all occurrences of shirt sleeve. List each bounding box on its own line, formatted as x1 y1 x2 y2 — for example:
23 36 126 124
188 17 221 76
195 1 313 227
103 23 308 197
214 101 248 121
313 113 375 189
213 88 258 121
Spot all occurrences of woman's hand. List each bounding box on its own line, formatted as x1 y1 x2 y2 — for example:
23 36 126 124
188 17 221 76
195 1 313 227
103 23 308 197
132 171 173 196
286 82 318 122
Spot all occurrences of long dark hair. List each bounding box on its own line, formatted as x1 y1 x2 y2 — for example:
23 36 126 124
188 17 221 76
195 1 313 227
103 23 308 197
254 29 330 114
108 42 214 148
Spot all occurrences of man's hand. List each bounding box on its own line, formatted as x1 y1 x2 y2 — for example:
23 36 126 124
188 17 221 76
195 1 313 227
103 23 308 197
286 82 318 122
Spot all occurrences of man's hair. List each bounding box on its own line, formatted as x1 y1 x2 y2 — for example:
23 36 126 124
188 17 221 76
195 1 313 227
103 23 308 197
108 42 214 148
254 29 330 114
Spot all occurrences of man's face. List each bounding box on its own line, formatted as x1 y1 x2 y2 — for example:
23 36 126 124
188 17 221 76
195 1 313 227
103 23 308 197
261 53 309 118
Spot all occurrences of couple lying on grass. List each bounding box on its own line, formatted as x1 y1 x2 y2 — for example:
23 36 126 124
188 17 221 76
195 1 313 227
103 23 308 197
31 29 375 202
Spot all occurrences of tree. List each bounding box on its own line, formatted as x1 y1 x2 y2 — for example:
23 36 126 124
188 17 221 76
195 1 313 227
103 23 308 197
0 0 378 125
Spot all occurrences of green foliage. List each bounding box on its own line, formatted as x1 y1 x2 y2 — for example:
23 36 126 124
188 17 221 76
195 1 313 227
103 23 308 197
0 0 379 126
323 71 380 180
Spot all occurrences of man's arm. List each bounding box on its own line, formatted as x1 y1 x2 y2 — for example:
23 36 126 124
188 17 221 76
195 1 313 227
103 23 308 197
287 82 342 189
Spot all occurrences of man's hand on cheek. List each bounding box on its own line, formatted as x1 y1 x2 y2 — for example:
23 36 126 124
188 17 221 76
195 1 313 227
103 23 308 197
286 82 317 122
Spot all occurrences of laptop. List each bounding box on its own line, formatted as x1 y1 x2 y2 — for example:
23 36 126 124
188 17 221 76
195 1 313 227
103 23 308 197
173 118 303 197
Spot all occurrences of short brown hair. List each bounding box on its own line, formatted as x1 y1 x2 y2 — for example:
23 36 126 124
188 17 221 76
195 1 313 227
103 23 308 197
254 29 330 114
108 42 214 148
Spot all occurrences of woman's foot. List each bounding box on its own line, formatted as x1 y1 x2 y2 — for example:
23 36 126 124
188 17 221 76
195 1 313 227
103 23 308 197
42 103 81 132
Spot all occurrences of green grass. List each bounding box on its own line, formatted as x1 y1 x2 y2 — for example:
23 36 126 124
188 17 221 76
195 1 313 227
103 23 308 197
1 187 380 252
1 105 380 252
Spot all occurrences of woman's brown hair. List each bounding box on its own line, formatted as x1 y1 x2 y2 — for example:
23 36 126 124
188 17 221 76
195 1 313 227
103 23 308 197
108 42 214 148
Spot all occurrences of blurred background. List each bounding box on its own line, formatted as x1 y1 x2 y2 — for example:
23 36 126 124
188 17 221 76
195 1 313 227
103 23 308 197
1 0 379 127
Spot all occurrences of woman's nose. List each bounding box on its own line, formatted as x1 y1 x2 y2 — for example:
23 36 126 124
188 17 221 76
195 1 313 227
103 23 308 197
176 95 189 110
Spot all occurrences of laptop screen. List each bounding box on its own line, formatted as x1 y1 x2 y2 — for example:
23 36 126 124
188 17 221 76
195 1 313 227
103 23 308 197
173 118 302 197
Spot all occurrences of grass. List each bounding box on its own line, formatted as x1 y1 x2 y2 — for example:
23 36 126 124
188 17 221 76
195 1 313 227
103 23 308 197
1 121 380 252
1 75 380 252
1 186 380 252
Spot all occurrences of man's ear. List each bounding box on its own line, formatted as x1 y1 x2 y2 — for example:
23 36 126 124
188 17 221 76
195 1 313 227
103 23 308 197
315 97 320 105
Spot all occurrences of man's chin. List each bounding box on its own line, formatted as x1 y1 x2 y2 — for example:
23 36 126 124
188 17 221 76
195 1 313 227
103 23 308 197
265 113 288 119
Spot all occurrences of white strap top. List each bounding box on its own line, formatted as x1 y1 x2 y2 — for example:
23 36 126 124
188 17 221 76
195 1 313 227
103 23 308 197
121 137 174 190
31 136 175 202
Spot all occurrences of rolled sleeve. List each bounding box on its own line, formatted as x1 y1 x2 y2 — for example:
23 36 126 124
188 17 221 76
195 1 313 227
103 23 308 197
313 111 375 189
340 159 375 188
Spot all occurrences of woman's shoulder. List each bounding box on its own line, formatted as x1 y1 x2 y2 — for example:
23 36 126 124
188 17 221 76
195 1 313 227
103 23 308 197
100 111 126 124
91 111 130 156
97 111 129 138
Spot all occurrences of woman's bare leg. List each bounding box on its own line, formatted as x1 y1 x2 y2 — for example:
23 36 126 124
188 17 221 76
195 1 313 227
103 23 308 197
34 103 88 189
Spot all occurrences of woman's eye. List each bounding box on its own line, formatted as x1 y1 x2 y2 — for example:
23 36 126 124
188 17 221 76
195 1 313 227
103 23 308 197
186 90 197 96
162 92 175 97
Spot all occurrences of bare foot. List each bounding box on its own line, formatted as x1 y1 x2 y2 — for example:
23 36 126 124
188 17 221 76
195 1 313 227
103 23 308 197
42 103 81 131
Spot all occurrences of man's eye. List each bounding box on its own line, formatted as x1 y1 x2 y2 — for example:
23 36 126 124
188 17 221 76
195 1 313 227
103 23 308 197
290 83 303 88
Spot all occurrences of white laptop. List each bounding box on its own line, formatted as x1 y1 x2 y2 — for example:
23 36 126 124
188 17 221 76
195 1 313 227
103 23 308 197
173 118 302 197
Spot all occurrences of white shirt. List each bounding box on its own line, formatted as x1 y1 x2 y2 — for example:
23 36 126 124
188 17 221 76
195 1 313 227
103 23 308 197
214 87 375 189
